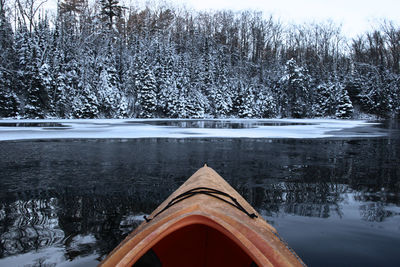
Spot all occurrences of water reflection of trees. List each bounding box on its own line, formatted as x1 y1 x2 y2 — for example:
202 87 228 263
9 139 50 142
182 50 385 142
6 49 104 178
0 188 164 261
238 181 346 218
237 180 400 222
359 202 394 222
58 194 153 260
135 120 258 129
0 198 64 258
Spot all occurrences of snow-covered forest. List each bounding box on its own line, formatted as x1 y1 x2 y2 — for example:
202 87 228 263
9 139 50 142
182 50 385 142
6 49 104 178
1 0 400 119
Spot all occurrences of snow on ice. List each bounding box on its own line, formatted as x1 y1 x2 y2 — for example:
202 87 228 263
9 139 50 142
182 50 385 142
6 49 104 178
0 119 385 141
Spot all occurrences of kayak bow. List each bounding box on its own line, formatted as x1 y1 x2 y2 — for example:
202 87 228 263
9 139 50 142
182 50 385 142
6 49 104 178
101 165 304 267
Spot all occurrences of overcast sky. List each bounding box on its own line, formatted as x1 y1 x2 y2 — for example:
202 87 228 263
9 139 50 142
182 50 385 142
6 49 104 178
44 0 400 39
177 0 400 38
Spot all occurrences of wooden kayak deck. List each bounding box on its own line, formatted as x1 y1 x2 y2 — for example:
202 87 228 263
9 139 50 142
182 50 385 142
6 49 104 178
101 165 305 267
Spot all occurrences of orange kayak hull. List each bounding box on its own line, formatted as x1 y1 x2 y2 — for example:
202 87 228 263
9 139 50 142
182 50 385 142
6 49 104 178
101 165 304 267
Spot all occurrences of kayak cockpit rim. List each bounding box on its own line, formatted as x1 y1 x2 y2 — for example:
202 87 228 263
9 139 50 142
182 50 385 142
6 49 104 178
106 214 272 267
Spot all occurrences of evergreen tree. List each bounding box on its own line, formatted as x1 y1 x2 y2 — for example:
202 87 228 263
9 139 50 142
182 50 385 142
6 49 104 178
155 51 174 116
186 91 205 118
137 67 157 118
336 88 354 119
391 75 400 116
53 71 71 117
0 91 20 117
97 62 121 118
256 87 277 118
279 59 312 118
167 72 191 118
0 0 18 117
100 0 124 30
238 87 255 118
212 84 232 117
199 48 216 114
0 0 13 54
360 72 396 117
53 58 80 117
164 82 179 118
24 65 46 118
313 83 332 117
59 0 86 33
117 94 129 118
15 26 50 118
210 56 233 117
165 80 186 118
231 81 244 116
39 63 54 112
72 83 99 118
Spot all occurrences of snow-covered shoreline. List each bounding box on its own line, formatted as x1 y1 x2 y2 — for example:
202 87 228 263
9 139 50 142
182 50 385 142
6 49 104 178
0 118 385 141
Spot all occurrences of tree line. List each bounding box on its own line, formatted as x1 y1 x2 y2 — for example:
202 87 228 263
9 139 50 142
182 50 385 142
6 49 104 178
0 0 399 119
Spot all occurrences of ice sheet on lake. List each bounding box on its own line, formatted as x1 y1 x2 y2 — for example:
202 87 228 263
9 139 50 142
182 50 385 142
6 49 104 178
0 118 385 141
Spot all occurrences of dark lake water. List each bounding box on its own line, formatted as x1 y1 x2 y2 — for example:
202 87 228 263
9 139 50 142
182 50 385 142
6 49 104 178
0 120 399 266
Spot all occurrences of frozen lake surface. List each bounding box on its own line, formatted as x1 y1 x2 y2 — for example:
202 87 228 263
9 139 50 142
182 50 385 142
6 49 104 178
0 118 388 140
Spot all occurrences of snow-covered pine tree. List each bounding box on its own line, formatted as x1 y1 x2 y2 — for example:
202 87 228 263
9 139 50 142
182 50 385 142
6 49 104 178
255 86 277 118
39 63 54 112
158 84 172 117
0 90 20 117
57 58 82 117
313 83 331 117
358 78 381 116
15 24 51 118
137 67 157 118
72 83 99 118
117 94 129 118
238 86 255 118
100 0 123 30
279 59 312 118
53 71 71 117
0 3 20 117
186 89 206 118
351 64 390 117
211 57 233 117
186 58 207 119
231 81 243 116
164 55 201 118
174 93 187 118
24 65 46 118
336 88 354 119
0 0 13 57
389 74 400 116
362 71 395 117
164 81 178 118
97 66 120 118
122 54 140 117
212 84 232 117
171 69 192 118
155 51 174 117
46 21 70 117
312 81 344 117
165 80 186 118
199 46 216 115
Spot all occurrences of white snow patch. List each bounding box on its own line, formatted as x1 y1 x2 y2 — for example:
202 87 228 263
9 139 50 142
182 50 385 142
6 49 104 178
120 214 146 226
0 246 99 266
70 234 97 245
0 118 385 141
